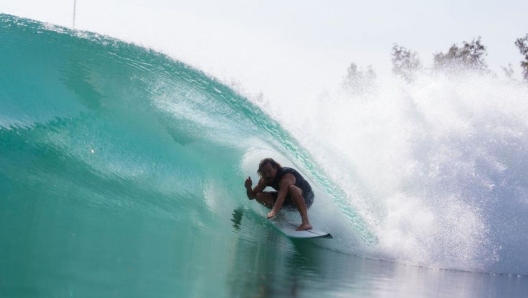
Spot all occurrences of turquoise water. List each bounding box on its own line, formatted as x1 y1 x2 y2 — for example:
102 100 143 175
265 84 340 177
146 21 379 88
1 14 528 297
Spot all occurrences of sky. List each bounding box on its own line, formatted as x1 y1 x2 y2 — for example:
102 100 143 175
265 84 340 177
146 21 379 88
2 0 528 103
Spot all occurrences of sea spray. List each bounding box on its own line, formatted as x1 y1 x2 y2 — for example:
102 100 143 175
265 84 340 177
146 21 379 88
257 68 528 273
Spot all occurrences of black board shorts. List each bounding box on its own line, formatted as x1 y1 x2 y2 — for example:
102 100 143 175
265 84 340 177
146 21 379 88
269 190 314 210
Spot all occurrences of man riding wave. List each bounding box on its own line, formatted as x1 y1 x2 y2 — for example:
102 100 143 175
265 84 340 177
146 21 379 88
244 158 313 231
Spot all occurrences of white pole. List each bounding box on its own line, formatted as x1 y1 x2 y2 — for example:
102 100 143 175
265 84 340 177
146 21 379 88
73 0 77 28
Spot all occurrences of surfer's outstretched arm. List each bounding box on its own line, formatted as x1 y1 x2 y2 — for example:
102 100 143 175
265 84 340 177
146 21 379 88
245 177 265 199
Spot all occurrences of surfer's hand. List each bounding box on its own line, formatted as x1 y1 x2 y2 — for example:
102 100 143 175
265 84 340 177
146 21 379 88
244 176 252 189
267 210 276 219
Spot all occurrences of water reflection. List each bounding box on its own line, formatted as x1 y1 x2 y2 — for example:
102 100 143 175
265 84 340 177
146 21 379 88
225 211 350 297
224 218 528 298
231 207 244 231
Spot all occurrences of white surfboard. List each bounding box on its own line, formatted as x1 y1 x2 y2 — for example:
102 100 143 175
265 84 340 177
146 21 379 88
270 218 332 239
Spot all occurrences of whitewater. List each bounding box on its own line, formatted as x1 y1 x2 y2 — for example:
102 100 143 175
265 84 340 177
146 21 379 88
1 14 528 297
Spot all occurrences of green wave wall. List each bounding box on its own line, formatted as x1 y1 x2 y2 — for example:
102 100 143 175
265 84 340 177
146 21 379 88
0 14 375 297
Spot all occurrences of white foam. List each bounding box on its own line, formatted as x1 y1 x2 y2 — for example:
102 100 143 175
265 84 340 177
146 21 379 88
256 72 528 274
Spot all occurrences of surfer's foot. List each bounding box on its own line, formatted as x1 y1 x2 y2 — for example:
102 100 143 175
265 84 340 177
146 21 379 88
296 222 312 231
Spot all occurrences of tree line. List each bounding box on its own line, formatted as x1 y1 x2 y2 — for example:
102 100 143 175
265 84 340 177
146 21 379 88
344 33 528 91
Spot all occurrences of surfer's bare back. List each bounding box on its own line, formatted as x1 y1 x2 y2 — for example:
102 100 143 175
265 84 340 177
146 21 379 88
244 158 313 231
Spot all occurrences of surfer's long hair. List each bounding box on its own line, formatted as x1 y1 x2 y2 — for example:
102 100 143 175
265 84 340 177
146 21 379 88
257 158 282 179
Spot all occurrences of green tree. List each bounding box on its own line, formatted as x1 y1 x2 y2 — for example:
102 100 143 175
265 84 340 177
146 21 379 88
343 62 376 94
433 37 488 73
514 34 528 81
391 44 422 83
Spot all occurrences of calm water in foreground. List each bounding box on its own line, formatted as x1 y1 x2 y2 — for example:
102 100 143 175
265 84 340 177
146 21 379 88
1 197 527 298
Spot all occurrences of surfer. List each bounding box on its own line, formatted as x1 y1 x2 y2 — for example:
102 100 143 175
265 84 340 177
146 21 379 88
244 158 313 231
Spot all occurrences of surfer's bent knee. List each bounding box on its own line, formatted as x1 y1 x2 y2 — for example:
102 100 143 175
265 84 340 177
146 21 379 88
255 192 272 202
255 192 275 208
288 185 302 195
